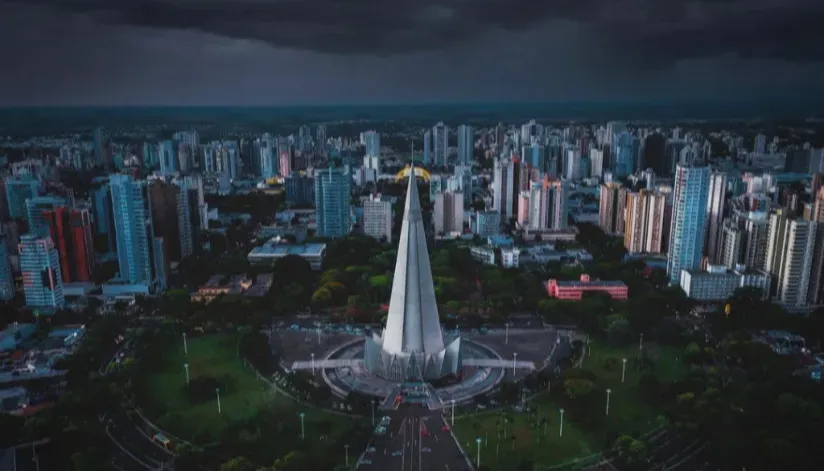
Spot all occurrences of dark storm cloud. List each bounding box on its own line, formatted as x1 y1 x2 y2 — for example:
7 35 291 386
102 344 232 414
4 0 823 65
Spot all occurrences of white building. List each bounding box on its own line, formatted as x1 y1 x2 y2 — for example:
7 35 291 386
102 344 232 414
363 194 393 242
680 264 771 302
501 247 520 268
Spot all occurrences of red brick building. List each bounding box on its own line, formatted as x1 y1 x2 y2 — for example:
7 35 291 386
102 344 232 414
545 274 628 301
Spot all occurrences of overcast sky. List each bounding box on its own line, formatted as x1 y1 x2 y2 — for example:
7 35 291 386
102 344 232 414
1 0 823 106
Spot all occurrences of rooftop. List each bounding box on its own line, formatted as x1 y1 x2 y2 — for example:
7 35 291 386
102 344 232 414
249 243 326 257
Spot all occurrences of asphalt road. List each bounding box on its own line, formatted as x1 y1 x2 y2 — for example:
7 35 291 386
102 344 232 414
357 406 473 471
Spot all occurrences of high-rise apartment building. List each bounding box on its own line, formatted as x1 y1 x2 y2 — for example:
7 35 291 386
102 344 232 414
457 125 474 165
92 182 117 254
285 173 315 206
363 194 393 242
42 207 95 283
109 174 164 290
704 172 727 264
599 182 627 235
363 131 381 157
667 164 711 285
314 167 351 238
4 176 40 220
764 211 816 311
528 177 567 230
493 157 515 221
624 190 668 254
150 180 192 263
19 234 64 309
423 130 431 165
0 227 13 301
433 191 464 235
432 122 448 166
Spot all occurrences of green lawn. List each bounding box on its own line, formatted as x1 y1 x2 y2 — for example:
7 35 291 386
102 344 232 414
141 335 353 444
453 341 686 470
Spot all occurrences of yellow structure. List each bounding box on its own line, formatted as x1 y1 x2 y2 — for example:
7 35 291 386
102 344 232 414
395 165 431 182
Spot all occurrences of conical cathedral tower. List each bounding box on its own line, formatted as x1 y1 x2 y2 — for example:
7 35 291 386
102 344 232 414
364 164 462 381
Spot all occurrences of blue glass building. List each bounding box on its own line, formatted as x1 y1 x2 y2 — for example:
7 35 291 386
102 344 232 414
4 176 40 220
285 173 315 206
314 167 351 238
19 234 64 309
613 131 636 177
667 164 711 285
457 125 474 165
109 174 164 291
0 227 13 301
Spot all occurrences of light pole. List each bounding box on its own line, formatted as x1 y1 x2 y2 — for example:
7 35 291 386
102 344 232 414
317 326 321 344
605 388 612 416
182 332 188 356
559 408 565 437
505 323 509 344
639 333 644 352
371 399 376 426
183 363 190 385
299 412 306 440
311 353 316 375
512 352 518 376
451 399 456 426
621 358 627 383
344 444 350 467
475 437 482 468
216 388 221 414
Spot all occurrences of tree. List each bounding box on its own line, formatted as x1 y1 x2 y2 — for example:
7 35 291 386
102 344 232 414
614 435 648 466
606 318 634 346
563 378 595 401
221 456 254 471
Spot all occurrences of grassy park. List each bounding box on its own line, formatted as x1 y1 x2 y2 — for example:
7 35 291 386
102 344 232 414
453 341 686 470
139 334 359 456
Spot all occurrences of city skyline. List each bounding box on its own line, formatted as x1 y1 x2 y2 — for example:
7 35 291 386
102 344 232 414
2 0 824 106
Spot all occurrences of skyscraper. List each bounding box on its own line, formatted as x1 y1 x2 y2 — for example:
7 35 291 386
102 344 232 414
613 131 636 177
624 190 668 254
423 130 431 165
432 122 448 166
19 234 64 309
529 177 568 231
314 167 351 238
457 125 474 165
109 174 163 290
92 182 117 254
364 168 461 381
4 176 40 220
704 172 727 264
764 211 816 311
0 227 13 301
363 130 381 157
42 206 95 283
493 157 515 221
149 180 192 263
667 164 711 285
599 182 627 235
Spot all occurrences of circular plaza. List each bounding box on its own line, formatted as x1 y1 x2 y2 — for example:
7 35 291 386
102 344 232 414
322 336 506 409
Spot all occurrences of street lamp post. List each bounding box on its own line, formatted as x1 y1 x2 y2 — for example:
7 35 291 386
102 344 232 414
299 412 306 439
559 408 565 437
182 332 188 356
639 333 644 352
621 357 628 383
317 326 321 344
451 399 456 426
512 352 518 376
505 323 509 345
344 444 350 467
371 400 376 426
216 388 222 414
183 363 190 385
605 388 612 416
311 353 316 375
476 437 482 468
